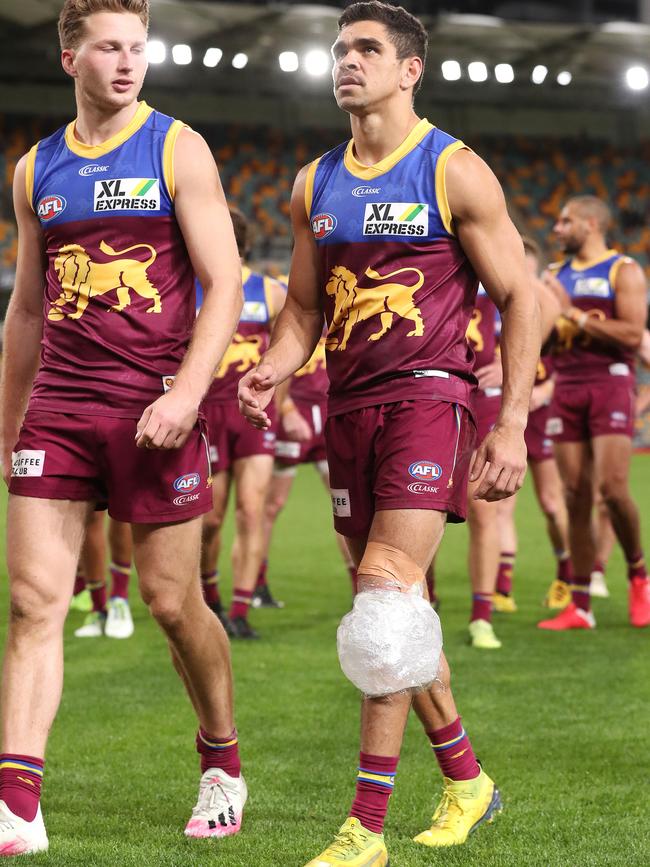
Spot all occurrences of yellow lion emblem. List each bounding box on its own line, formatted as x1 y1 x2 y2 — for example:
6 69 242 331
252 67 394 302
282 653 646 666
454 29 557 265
325 265 424 351
554 309 605 352
215 334 262 378
295 337 327 377
465 308 484 352
49 240 161 321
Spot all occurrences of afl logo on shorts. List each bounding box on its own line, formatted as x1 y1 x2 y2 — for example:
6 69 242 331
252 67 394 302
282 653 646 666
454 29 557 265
37 195 66 221
312 213 337 239
173 473 200 493
408 461 442 481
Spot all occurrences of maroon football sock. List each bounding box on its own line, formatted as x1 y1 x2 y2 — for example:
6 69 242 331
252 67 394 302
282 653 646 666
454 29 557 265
496 552 515 595
196 728 241 778
349 752 398 834
229 589 253 621
592 559 605 574
0 754 44 822
627 553 647 582
471 593 492 623
256 560 268 590
73 573 86 596
556 552 572 583
428 717 480 781
571 575 591 611
109 560 130 599
87 580 107 614
201 571 220 606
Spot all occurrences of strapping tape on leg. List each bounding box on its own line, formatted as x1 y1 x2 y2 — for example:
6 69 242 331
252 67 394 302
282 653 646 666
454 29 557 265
357 541 425 593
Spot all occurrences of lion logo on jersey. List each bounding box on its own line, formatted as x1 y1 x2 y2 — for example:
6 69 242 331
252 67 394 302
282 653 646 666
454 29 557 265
554 308 605 352
295 337 327 377
49 241 161 321
465 308 483 352
325 265 424 351
215 334 263 378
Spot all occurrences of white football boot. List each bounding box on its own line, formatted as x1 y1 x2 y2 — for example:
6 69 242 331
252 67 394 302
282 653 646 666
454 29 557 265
0 801 48 856
590 570 610 598
184 768 247 838
105 597 134 639
74 611 106 638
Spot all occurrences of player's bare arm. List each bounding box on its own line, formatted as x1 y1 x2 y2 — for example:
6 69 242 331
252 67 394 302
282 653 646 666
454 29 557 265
135 129 243 450
238 165 323 429
574 260 646 349
0 155 47 483
447 149 540 500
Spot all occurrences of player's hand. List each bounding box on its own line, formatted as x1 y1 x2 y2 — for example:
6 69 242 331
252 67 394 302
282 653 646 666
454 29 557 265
469 423 527 501
282 407 312 442
135 390 198 450
541 270 571 309
238 362 278 430
476 360 503 390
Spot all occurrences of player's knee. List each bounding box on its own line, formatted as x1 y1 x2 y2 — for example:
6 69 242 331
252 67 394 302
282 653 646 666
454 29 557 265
235 501 263 534
539 490 561 519
265 493 286 522
147 590 185 634
202 509 225 539
599 474 629 507
563 481 590 515
9 581 65 630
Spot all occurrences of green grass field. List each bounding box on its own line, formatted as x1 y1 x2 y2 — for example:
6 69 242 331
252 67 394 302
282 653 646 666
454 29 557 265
1 457 649 866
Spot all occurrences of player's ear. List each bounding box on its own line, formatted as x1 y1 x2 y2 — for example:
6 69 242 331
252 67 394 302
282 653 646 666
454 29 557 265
399 56 422 93
61 49 78 79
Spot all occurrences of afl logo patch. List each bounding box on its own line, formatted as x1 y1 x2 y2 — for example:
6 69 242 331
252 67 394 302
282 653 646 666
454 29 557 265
312 213 337 240
408 461 442 481
37 195 66 221
173 472 200 493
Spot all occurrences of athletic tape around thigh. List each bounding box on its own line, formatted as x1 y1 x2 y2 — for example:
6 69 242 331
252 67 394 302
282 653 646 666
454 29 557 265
357 541 425 592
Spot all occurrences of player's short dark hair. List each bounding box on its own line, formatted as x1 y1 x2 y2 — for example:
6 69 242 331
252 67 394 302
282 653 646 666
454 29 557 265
229 207 249 258
58 0 149 50
338 2 428 94
566 195 612 234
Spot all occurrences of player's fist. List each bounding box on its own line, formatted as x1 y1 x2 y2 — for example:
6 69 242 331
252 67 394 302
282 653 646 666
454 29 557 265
238 362 278 430
470 424 527 501
135 390 198 450
282 407 312 442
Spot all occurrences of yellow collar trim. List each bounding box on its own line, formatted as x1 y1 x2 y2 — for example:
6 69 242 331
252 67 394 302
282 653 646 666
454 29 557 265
343 118 433 180
64 101 153 158
570 249 618 271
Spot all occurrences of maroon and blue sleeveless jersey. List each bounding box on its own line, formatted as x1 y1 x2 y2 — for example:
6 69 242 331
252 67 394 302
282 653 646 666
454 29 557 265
306 118 479 415
203 266 276 404
551 251 636 385
26 101 193 417
467 285 498 372
290 335 329 403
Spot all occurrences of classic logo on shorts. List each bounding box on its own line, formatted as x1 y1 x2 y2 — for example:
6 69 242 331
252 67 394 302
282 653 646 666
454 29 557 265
37 195 66 222
408 482 440 495
363 203 428 236
11 450 45 477
173 473 200 493
93 178 160 212
312 213 337 239
408 461 442 481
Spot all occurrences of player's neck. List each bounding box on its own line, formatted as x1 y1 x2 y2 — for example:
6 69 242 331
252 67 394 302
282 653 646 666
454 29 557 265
349 105 420 167
72 95 142 147
573 238 610 266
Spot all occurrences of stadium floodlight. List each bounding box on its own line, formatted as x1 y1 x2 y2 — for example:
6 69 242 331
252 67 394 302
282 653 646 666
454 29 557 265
203 48 222 68
172 44 192 65
441 60 461 81
468 61 488 82
626 66 649 91
146 40 166 64
557 70 572 86
304 49 330 76
232 53 248 69
279 51 299 72
494 63 514 83
531 64 548 84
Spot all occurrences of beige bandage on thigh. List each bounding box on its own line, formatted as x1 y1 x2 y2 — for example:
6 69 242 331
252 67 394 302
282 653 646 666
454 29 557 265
357 541 425 592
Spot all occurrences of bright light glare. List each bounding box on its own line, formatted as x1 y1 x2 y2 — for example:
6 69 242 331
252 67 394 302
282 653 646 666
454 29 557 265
557 70 572 85
304 49 330 76
441 60 461 81
495 63 514 83
626 65 649 90
203 48 222 68
232 52 248 69
531 64 548 84
468 61 488 82
279 51 299 72
172 44 191 65
146 40 166 64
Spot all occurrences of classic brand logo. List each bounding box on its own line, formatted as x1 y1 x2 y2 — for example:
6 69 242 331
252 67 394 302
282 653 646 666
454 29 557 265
408 461 442 481
37 195 66 221
94 178 160 212
352 186 381 197
408 482 440 495
79 164 110 176
312 213 337 239
363 202 428 236
173 473 201 493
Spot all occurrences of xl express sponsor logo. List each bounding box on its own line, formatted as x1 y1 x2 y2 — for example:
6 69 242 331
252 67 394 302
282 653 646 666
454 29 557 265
37 195 66 221
94 178 160 212
79 164 110 176
363 202 428 236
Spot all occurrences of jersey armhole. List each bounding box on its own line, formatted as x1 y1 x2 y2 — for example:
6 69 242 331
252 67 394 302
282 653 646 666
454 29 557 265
25 143 39 212
608 256 632 292
304 158 320 220
163 120 189 201
434 140 469 236
263 276 275 319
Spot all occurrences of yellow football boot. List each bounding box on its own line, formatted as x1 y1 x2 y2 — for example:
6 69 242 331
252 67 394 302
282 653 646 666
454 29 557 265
543 578 571 609
304 817 388 866
413 769 502 847
468 618 502 649
493 592 517 613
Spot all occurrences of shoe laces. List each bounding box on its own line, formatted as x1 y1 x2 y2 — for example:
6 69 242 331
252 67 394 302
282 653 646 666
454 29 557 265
431 787 467 827
192 775 233 818
327 823 371 856
0 818 17 833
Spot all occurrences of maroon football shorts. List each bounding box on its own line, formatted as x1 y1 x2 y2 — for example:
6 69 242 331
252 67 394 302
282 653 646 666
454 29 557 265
9 410 212 523
472 388 501 444
204 400 277 473
525 405 553 463
548 380 635 442
275 397 327 467
325 399 476 538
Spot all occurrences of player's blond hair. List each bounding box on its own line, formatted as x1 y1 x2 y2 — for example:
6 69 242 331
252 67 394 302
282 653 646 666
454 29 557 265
58 0 149 50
